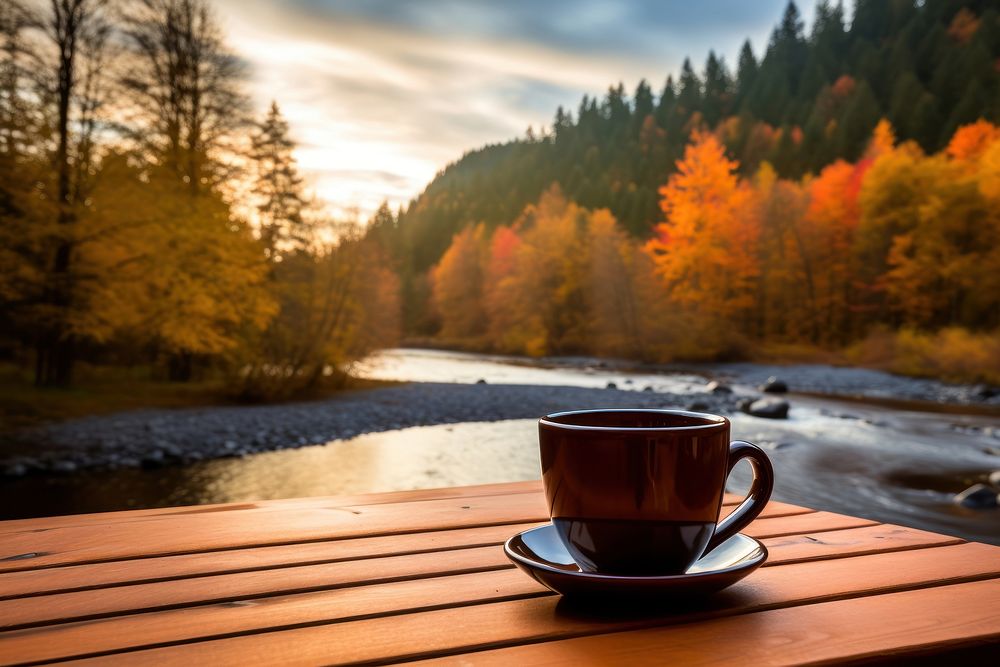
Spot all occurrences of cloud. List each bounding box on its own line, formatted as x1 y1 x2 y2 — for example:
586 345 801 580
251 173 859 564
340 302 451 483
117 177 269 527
214 0 813 218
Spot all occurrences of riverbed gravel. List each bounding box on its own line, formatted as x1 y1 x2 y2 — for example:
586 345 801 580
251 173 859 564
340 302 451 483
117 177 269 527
2 382 741 475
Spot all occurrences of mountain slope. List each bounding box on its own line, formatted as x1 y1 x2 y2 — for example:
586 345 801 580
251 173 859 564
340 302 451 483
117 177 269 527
391 0 1000 274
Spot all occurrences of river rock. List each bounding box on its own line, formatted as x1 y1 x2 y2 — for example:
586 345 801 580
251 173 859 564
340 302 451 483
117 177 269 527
973 384 998 399
984 447 1000 456
52 459 78 473
744 398 790 419
705 381 733 394
759 441 795 451
988 471 1000 487
606 382 618 389
475 378 487 384
686 401 710 412
643 385 654 392
759 376 788 393
953 484 999 509
3 462 28 477
141 450 166 468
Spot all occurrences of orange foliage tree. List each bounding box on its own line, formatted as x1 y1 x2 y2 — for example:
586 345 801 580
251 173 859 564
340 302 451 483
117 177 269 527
646 131 759 326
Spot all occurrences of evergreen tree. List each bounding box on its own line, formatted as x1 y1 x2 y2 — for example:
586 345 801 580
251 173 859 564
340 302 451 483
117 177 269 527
836 80 880 160
632 79 654 135
251 101 308 259
735 40 758 109
676 58 702 120
702 51 732 127
654 75 677 137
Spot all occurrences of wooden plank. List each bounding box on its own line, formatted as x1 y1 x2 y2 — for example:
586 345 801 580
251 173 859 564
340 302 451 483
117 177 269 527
0 545 511 630
742 510 873 538
0 523 545 600
0 476 752 535
0 529 985 664
0 508 838 630
411 579 1000 666
0 517 939 602
752 523 963 565
33 543 1000 666
0 570 544 666
0 493 551 573
0 481 550 536
0 496 807 574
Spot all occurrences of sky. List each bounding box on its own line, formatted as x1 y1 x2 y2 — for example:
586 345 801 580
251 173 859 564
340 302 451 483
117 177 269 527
214 0 816 220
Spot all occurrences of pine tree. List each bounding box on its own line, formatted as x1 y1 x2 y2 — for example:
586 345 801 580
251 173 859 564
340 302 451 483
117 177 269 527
836 81 881 160
677 58 701 119
702 51 732 127
251 101 307 259
632 79 654 136
735 40 758 110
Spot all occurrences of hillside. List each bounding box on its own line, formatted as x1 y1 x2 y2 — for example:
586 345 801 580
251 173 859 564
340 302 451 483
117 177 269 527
390 0 1000 275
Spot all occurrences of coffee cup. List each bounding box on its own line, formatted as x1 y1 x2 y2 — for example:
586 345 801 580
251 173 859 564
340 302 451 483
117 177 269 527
539 409 773 575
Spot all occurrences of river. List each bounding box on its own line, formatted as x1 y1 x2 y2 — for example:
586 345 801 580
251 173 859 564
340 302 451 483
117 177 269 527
2 348 999 544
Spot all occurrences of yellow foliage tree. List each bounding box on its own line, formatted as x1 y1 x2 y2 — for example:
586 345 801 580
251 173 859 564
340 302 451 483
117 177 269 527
74 161 276 371
486 186 588 356
430 224 487 341
861 146 1000 328
753 162 812 340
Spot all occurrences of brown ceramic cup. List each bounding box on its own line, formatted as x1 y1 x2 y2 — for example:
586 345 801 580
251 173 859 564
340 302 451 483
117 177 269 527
539 409 773 575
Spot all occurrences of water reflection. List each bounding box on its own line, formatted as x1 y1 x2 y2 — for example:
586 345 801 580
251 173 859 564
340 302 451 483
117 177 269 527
352 348 710 394
4 347 1000 546
0 421 541 519
4 400 999 547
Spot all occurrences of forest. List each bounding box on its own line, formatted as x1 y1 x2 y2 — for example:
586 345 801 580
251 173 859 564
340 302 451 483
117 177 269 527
390 1 1000 276
0 0 399 400
2 0 999 407
379 0 1000 382
426 123 1000 382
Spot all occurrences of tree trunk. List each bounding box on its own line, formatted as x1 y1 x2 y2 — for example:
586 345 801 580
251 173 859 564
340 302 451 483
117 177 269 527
167 351 194 382
35 0 81 387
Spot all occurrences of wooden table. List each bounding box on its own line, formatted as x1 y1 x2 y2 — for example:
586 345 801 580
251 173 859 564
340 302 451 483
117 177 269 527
1 480 998 665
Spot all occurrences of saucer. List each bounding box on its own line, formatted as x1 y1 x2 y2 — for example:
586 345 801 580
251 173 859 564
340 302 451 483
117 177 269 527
503 524 766 598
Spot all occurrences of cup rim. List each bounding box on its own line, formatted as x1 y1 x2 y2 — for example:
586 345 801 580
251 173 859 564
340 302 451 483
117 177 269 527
539 408 728 432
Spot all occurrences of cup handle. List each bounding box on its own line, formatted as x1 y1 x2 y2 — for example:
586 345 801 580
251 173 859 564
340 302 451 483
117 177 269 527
706 440 774 553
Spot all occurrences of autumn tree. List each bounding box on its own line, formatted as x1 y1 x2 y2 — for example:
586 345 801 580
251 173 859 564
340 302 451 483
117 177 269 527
120 0 248 194
431 225 487 341
0 0 39 319
752 163 812 340
802 158 867 341
119 0 261 380
587 210 641 356
646 132 759 326
0 0 117 386
485 187 589 355
236 227 399 400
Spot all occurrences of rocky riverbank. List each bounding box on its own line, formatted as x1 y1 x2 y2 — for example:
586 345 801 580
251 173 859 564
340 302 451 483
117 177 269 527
693 362 999 405
2 382 744 476
5 350 999 478
523 355 1000 405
